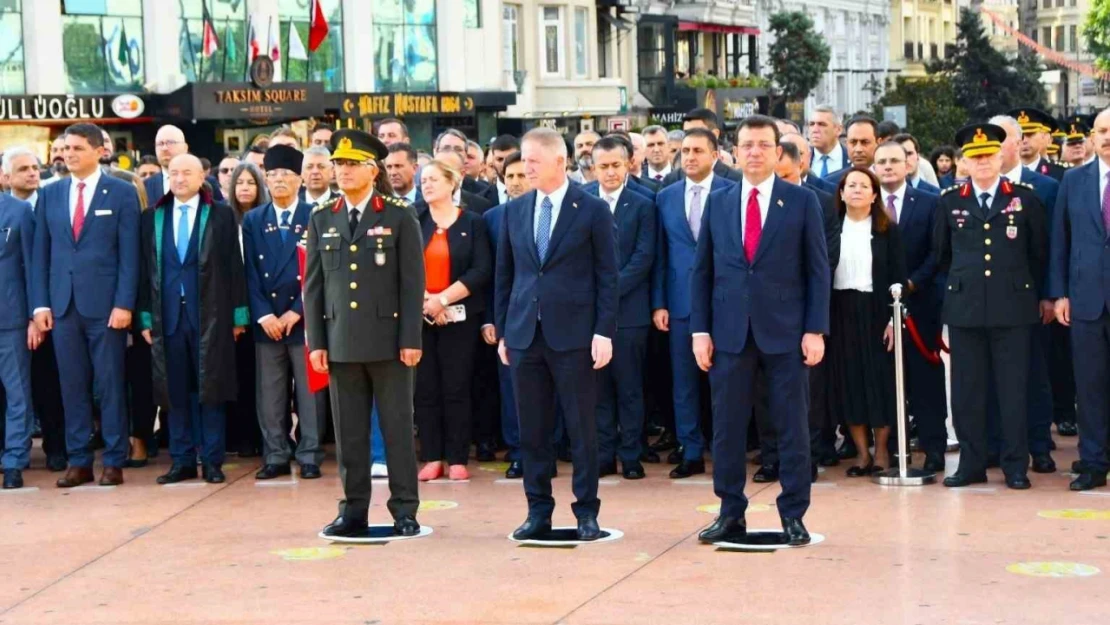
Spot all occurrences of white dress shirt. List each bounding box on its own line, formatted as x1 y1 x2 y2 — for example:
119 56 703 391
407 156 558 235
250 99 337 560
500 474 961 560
834 215 873 292
273 198 296 234
1024 157 1047 173
533 178 570 242
646 163 672 181
172 194 200 248
346 191 373 221
399 186 418 205
497 180 509 205
19 190 38 211
1099 158 1110 201
304 188 332 206
882 183 907 224
684 172 716 222
69 168 103 224
815 143 846 176
1003 163 1025 185
971 178 1002 212
738 175 775 232
161 169 171 196
600 184 624 213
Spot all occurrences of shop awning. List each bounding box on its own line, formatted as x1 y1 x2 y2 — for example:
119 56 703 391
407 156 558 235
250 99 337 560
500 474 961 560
599 11 633 31
678 21 760 35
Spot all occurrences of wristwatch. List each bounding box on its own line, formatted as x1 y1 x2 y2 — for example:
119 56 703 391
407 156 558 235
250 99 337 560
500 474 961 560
438 295 450 308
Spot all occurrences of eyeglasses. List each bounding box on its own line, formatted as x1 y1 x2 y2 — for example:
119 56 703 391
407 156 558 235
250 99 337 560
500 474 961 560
218 167 235 174
264 170 296 179
155 140 183 149
737 142 777 152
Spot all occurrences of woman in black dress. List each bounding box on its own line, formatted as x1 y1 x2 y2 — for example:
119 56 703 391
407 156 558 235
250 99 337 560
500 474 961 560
828 167 907 476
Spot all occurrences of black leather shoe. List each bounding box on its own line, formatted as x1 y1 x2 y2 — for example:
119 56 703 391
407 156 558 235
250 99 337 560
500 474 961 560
46 454 67 472
255 463 291 480
504 460 523 479
669 459 706 479
157 464 198 484
650 430 678 452
1072 459 1088 474
3 469 23 489
1031 454 1056 474
322 515 368 538
922 453 945 473
300 464 322 479
699 516 746 543
622 462 645 480
1070 472 1107 491
782 517 811 546
666 447 684 465
1057 421 1078 436
986 453 1001 469
752 464 779 483
749 453 763 466
943 471 988 487
645 423 664 437
394 516 421 536
1005 474 1032 490
577 516 602 541
512 517 552 540
202 464 225 484
475 442 496 462
846 461 875 477
640 450 661 464
598 461 617 477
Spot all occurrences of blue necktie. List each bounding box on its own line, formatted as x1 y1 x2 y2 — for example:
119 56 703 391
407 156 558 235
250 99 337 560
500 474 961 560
536 196 553 262
176 205 190 263
280 210 290 242
819 155 829 178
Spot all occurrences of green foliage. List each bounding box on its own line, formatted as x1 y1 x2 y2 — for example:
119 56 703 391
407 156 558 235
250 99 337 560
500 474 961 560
871 76 968 153
1083 0 1110 71
766 11 831 104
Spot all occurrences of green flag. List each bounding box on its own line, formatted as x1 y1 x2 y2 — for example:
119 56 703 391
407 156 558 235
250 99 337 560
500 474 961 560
118 23 129 66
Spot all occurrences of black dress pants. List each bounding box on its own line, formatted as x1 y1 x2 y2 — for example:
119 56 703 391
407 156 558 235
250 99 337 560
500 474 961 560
415 317 481 465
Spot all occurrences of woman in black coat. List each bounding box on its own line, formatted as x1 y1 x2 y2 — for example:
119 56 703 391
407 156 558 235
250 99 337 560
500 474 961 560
827 167 908 476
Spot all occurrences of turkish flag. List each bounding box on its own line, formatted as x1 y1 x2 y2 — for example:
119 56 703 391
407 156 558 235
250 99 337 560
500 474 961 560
298 243 329 393
308 0 330 52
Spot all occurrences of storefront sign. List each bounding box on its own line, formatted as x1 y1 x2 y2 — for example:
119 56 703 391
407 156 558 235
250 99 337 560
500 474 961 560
188 82 326 121
340 93 475 119
0 94 141 122
649 110 685 126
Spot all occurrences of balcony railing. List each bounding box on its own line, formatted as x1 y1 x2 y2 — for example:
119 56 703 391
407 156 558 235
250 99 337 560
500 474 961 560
904 41 915 59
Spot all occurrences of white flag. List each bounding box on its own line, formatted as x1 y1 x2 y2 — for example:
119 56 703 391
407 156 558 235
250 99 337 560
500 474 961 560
288 23 308 61
268 15 280 62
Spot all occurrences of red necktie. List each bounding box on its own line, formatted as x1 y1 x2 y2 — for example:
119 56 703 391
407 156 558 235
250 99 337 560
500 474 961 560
744 188 761 262
73 181 86 240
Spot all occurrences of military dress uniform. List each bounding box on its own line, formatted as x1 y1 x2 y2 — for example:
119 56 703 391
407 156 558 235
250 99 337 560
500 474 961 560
303 130 425 535
935 124 1048 488
1011 108 1070 182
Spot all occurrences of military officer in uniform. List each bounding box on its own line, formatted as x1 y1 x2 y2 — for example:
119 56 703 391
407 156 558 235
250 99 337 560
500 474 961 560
304 129 425 538
1061 120 1091 168
1011 108 1068 182
935 123 1048 490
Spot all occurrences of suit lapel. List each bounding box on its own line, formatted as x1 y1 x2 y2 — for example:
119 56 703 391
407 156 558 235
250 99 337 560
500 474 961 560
752 179 787 265
1086 162 1106 238
519 192 542 268
542 186 580 265
76 177 107 243
899 187 918 226
263 205 284 258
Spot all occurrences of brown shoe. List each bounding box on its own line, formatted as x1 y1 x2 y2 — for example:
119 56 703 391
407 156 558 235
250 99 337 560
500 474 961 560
56 467 95 488
99 467 124 486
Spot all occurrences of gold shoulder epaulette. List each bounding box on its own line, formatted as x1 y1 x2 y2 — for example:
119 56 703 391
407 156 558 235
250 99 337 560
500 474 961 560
314 197 338 214
385 195 407 208
1015 181 1035 190
1061 161 1073 169
941 185 961 196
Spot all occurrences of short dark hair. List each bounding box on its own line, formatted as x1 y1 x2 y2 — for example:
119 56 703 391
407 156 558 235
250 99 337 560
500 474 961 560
683 127 719 151
876 120 900 139
834 166 892 233
241 145 265 159
139 154 159 167
779 140 801 163
377 118 409 136
199 157 212 171
64 123 105 148
684 108 719 131
737 114 782 143
502 151 523 174
490 134 521 153
875 140 907 157
387 142 417 163
592 135 630 160
891 132 920 151
777 118 802 133
434 128 469 151
845 116 879 137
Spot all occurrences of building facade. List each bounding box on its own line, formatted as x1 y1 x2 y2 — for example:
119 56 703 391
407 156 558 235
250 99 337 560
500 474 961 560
1031 0 1108 114
890 0 961 78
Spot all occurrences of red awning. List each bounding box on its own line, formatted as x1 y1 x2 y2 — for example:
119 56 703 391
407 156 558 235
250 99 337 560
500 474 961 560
678 21 760 35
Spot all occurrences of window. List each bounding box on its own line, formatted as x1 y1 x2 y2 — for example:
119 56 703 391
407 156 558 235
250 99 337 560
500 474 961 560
1042 0 1050 7
0 0 24 94
372 0 437 92
278 0 344 91
573 7 588 78
1056 25 1065 52
636 17 673 107
463 0 480 28
502 4 521 86
597 8 611 78
1031 28 1038 43
62 0 144 94
178 0 245 83
1070 25 1078 52
1043 27 1052 49
540 6 564 78
1056 0 1064 6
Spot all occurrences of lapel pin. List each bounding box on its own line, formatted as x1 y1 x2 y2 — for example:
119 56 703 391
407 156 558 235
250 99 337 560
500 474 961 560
461 232 467 237
776 199 783 207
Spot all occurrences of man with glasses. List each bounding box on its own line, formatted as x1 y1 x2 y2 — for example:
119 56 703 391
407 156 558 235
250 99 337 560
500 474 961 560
144 125 189 202
300 147 335 207
216 156 240 202
434 129 491 198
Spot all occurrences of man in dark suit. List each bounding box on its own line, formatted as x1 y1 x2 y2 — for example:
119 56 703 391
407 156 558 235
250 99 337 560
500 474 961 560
1013 108 1068 182
434 128 491 197
144 125 224 203
824 116 879 186
1049 108 1110 490
480 135 522 207
935 123 1047 490
494 127 618 541
642 125 675 184
873 141 946 471
807 104 850 178
583 136 656 480
33 123 140 487
894 133 942 195
691 115 830 546
652 129 737 478
660 109 744 188
0 192 37 489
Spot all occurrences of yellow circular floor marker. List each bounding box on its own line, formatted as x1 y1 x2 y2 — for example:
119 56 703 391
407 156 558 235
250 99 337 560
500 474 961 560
1037 509 1110 521
271 547 347 561
419 500 459 512
223 463 241 470
479 462 510 472
1006 562 1100 578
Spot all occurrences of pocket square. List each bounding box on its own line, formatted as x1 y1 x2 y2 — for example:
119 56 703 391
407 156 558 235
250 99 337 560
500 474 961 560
94 210 113 216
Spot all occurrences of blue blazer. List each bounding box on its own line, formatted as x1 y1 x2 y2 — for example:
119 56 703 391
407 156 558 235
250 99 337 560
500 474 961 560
804 175 837 195
912 178 941 195
483 202 507 326
242 200 314 344
895 186 941 315
494 184 619 351
581 178 655 203
1048 161 1110 319
811 146 850 178
1018 167 1059 225
581 185 657 328
690 177 830 355
650 175 735 320
0 195 34 330
33 175 140 318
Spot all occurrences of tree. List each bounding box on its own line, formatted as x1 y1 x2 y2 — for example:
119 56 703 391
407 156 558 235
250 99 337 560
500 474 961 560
765 11 831 112
1083 0 1110 71
871 76 968 153
928 8 1046 119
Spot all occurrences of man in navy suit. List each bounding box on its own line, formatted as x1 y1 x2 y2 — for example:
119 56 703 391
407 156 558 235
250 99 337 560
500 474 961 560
243 145 326 481
583 136 656 480
660 110 744 188
894 133 941 195
874 141 946 471
0 193 38 489
651 129 736 479
494 128 618 541
808 105 850 178
824 116 879 186
691 115 830 546
32 123 140 487
144 125 224 204
1050 108 1110 490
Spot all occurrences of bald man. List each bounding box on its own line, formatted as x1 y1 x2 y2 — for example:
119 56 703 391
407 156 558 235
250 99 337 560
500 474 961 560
145 125 224 202
138 153 248 485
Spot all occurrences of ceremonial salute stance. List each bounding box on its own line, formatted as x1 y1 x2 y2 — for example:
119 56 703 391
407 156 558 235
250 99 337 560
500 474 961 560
1049 109 1110 491
0 194 37 489
691 116 830 546
138 155 249 485
33 123 140 488
935 124 1047 490
304 130 424 538
495 128 618 542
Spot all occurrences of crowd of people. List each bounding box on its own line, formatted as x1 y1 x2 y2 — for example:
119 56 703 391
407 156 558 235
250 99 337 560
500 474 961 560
0 102 1106 544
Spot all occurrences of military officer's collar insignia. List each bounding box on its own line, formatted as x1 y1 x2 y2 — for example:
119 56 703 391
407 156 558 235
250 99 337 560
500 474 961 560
332 196 346 213
1000 179 1014 195
959 183 971 198
372 194 385 213
315 196 340 214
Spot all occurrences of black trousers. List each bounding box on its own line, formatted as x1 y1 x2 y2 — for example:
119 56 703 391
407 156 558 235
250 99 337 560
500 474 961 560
226 331 262 453
1048 321 1077 424
756 360 831 465
905 312 949 456
415 317 480 465
949 325 1031 477
509 323 600 520
596 325 648 465
126 336 156 443
643 326 674 434
471 337 501 447
33 331 66 458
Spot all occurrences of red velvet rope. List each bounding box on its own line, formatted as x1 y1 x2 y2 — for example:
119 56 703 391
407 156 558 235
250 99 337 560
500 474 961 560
903 314 943 366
